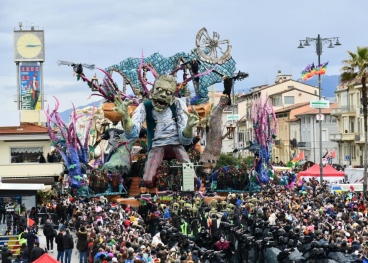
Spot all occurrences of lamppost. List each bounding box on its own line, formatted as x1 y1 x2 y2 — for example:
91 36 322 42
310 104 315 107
298 35 341 183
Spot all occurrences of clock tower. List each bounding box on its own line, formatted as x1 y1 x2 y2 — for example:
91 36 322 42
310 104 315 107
13 22 45 110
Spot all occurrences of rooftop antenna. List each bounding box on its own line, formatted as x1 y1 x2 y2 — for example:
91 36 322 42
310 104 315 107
25 21 40 31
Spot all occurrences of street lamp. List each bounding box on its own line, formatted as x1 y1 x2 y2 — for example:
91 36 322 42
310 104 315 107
298 35 341 183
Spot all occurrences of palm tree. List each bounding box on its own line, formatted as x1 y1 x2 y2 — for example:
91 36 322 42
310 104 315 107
341 46 368 197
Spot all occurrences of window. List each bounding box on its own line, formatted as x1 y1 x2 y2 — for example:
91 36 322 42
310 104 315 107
314 90 317 95
325 115 331 123
331 116 337 122
10 147 43 163
302 117 305 124
352 145 356 160
284 96 295 104
358 118 361 133
322 130 327 141
306 117 310 123
272 97 282 106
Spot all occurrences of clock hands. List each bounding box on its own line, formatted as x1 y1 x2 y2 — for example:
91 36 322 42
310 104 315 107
26 44 41 47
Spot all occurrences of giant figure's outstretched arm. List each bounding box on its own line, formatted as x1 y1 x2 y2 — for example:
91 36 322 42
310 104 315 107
114 94 145 141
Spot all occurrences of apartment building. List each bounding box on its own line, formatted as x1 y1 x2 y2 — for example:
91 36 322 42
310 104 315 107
330 84 364 166
295 103 339 164
237 71 319 157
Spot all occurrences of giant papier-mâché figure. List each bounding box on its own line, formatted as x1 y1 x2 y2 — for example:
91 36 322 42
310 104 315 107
114 74 199 188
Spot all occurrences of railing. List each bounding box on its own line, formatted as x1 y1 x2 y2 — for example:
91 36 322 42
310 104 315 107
341 105 356 112
329 133 342 141
331 108 341 115
0 163 63 178
274 140 284 146
297 142 311 148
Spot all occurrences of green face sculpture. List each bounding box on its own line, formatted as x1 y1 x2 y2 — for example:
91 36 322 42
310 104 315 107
150 75 177 112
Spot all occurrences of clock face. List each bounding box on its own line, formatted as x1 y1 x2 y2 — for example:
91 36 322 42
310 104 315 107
14 31 45 62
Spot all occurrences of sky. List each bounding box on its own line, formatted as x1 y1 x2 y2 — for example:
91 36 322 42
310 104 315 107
1 0 368 111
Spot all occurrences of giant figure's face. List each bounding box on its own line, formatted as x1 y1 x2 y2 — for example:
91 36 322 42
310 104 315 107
150 75 177 112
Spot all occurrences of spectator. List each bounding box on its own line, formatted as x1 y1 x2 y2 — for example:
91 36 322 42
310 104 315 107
39 153 46 163
55 229 65 262
30 242 45 262
43 219 55 252
26 227 38 253
1 243 12 263
63 228 74 263
77 225 88 263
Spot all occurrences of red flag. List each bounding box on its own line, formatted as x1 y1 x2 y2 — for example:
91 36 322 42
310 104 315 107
331 150 336 158
298 150 305 160
28 218 35 227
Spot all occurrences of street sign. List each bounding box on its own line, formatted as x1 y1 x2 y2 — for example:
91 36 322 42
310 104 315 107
316 114 324 121
310 100 329 109
227 114 240 121
345 155 350 160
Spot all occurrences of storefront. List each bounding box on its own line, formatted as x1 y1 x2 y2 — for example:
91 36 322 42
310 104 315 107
0 183 45 211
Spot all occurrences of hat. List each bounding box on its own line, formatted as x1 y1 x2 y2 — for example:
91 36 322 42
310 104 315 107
112 258 118 262
140 245 146 250
3 243 8 247
128 247 134 253
153 259 161 263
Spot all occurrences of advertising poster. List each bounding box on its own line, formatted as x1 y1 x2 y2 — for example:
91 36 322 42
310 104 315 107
20 64 41 110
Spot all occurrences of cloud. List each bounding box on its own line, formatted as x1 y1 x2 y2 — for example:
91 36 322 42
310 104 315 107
1 0 368 113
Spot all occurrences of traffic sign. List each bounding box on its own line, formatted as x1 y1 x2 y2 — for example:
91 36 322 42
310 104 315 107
227 114 240 121
316 114 324 121
345 155 350 160
310 100 329 109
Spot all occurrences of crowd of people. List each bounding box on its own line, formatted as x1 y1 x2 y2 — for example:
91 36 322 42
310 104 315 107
4 175 368 263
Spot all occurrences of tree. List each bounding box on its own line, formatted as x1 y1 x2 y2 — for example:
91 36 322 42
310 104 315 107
341 46 368 197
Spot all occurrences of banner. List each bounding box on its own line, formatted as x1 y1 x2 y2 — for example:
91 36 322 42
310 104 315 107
20 64 41 110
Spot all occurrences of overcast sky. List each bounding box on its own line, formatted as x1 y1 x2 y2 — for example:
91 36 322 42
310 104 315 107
1 0 367 111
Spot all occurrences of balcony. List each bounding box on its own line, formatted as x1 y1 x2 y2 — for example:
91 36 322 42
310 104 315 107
355 134 364 144
332 105 356 116
341 132 355 141
274 140 284 147
297 142 311 148
329 133 342 141
0 163 63 178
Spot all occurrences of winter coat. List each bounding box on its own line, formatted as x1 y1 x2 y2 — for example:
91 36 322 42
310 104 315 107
63 233 74 249
30 246 45 262
55 232 65 251
26 232 38 248
77 230 88 252
43 222 55 237
1 246 12 263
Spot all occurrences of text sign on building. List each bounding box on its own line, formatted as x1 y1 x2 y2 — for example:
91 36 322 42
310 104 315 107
182 163 195 191
19 64 41 110
227 114 240 121
310 100 329 109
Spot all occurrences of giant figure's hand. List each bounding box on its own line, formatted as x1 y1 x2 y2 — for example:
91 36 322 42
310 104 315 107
113 94 133 132
183 106 199 138
113 94 132 119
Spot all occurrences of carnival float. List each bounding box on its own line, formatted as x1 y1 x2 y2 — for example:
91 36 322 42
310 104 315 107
48 27 297 201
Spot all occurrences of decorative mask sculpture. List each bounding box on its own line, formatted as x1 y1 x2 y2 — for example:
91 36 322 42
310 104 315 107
150 75 177 112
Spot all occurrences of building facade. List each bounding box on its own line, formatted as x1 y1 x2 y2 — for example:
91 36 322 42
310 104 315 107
0 122 63 184
295 104 339 164
330 84 364 166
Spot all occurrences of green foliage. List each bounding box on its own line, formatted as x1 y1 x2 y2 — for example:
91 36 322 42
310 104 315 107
215 154 254 170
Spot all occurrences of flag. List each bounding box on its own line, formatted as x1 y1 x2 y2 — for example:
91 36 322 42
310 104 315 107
28 217 35 227
330 150 336 159
298 150 305 160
